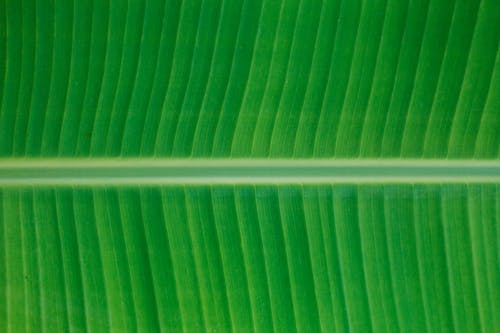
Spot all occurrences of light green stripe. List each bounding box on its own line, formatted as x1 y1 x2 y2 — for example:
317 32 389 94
0 159 499 185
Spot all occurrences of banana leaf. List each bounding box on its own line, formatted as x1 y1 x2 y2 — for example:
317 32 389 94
0 0 498 332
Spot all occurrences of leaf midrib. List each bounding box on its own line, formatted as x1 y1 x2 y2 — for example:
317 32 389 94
0 159 499 185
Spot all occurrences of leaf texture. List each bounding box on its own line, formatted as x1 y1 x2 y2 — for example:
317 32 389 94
1 185 499 332
0 0 499 332
0 0 498 157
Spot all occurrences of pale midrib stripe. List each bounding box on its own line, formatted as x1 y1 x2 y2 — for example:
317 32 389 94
0 159 499 185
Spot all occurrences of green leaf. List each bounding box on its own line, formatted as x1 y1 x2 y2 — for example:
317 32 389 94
0 0 499 332
1 185 499 332
0 0 498 157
